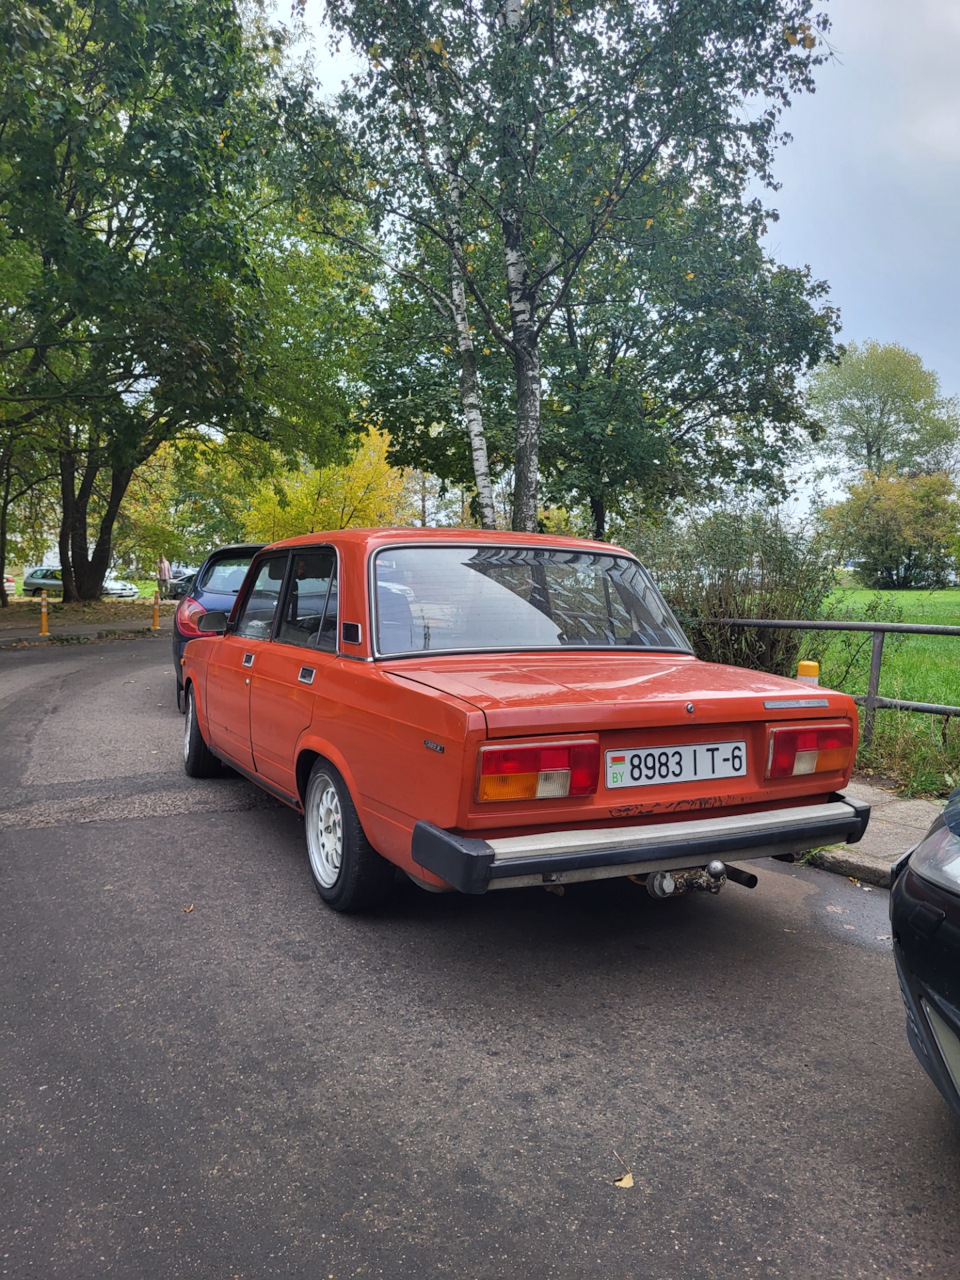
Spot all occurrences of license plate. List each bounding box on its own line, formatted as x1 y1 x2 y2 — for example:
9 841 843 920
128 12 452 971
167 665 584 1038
605 741 747 789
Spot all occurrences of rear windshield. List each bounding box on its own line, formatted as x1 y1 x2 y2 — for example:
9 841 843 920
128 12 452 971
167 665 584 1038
197 556 254 594
373 545 690 656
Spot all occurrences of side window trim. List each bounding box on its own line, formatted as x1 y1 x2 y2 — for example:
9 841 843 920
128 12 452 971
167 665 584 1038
232 552 291 642
273 545 339 654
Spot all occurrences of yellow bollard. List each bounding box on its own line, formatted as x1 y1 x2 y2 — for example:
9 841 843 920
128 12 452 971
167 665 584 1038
151 588 161 631
39 588 50 637
797 660 819 686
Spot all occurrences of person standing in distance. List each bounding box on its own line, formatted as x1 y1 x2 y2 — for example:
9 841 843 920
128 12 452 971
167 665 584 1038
157 554 172 598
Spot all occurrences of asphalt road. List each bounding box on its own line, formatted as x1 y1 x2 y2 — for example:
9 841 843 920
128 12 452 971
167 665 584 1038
2 638 958 1280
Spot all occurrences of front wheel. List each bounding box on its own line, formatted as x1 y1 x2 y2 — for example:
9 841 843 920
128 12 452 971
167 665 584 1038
183 686 220 778
304 762 394 912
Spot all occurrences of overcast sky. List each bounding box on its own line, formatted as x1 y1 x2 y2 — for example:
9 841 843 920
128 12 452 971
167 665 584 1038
301 0 960 401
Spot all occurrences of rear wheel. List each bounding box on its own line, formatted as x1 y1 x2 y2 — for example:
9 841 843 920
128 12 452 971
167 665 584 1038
183 685 220 778
304 761 394 912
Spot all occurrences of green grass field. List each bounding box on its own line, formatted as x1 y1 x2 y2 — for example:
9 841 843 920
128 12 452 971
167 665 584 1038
822 588 960 706
813 588 960 795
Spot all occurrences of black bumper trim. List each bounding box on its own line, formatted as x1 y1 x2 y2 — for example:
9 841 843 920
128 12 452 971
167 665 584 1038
412 793 871 895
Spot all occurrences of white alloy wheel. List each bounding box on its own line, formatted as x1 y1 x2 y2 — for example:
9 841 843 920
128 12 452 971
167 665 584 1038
182 686 219 778
183 691 194 763
307 774 344 889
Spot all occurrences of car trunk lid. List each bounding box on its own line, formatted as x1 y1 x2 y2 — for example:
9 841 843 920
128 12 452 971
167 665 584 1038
385 652 844 736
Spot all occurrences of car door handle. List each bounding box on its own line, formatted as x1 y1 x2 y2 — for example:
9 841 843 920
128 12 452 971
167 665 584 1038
298 667 316 685
242 653 254 667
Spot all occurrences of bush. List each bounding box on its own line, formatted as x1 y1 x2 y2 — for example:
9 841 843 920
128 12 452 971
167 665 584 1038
630 505 836 676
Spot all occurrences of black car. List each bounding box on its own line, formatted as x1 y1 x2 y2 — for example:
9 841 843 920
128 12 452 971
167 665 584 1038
172 544 263 711
891 791 960 1116
167 566 198 600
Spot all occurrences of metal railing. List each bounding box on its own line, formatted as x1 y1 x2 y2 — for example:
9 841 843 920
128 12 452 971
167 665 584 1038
721 618 960 744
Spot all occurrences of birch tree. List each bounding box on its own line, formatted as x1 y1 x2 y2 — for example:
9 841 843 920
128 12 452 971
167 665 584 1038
318 0 830 530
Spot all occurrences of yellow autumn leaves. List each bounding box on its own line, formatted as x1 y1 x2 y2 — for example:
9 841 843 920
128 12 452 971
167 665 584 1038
244 431 414 541
785 23 816 49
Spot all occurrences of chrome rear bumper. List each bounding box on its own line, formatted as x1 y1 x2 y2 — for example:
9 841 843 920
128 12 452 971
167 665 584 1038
411 794 870 894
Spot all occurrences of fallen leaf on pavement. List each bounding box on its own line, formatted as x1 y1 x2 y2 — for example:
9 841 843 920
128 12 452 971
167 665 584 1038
826 905 847 914
615 1171 634 1188
183 904 194 914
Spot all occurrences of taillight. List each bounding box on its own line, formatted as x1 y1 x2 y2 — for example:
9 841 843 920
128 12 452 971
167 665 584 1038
476 741 600 802
175 596 208 638
766 724 854 779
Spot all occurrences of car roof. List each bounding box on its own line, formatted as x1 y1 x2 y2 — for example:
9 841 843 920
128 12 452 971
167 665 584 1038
199 543 265 563
260 528 630 556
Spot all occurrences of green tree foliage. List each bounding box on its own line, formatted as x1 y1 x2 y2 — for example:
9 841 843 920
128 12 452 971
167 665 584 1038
110 441 258 574
308 0 830 531
808 341 960 477
0 2 374 598
0 420 58 604
539 192 838 539
632 504 836 675
0 0 274 597
824 472 959 590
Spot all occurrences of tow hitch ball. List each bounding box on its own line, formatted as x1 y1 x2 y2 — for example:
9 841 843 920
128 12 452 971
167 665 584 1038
646 861 758 898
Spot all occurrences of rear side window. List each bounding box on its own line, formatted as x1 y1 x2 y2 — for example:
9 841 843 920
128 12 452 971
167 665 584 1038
198 556 255 594
276 550 338 652
235 556 287 640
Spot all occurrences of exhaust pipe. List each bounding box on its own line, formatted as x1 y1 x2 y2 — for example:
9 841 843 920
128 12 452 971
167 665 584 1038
722 863 758 889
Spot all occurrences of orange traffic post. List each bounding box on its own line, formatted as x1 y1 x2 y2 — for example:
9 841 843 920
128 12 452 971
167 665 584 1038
39 588 50 637
151 589 161 631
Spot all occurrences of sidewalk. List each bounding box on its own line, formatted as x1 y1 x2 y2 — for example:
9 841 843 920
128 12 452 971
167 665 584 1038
0 615 172 647
815 777 943 887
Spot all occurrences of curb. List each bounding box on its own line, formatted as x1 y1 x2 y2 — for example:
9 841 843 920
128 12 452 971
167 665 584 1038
0 625 170 649
806 843 906 889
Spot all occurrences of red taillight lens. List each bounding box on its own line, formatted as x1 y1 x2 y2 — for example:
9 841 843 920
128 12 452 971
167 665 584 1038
767 724 854 779
476 741 600 802
175 596 208 638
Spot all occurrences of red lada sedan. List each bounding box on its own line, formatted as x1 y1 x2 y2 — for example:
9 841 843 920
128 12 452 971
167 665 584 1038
180 529 869 912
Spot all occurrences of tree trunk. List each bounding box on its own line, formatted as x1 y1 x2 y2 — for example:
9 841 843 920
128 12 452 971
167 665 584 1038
421 66 498 529
58 441 135 600
590 495 606 542
451 273 497 529
503 217 541 532
0 464 10 608
511 337 541 532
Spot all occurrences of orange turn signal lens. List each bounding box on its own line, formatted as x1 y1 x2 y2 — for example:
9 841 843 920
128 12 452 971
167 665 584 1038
476 742 599 802
767 724 854 779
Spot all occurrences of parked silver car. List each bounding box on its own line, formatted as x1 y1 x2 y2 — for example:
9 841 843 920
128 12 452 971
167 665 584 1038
22 567 63 596
101 577 140 599
22 567 139 599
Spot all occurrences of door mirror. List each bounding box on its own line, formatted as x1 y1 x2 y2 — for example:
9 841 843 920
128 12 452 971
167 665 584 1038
197 610 229 633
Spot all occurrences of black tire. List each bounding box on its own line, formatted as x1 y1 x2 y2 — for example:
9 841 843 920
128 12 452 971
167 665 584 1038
182 685 220 778
176 676 184 714
31 588 41 597
304 760 394 912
